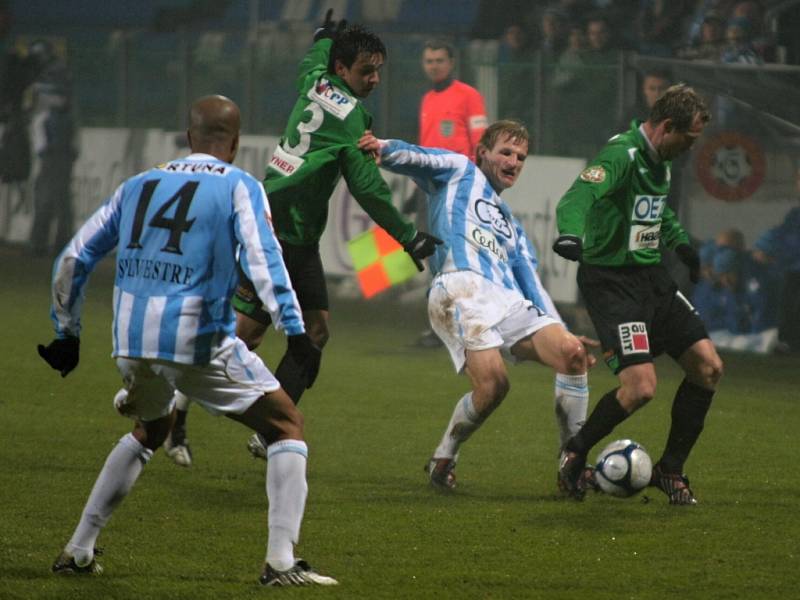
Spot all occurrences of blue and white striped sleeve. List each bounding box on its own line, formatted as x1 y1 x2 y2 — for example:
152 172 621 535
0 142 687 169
51 183 124 337
232 175 304 336
509 218 563 322
379 139 469 192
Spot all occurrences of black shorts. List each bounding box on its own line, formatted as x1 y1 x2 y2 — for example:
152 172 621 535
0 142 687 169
232 241 328 326
577 263 708 374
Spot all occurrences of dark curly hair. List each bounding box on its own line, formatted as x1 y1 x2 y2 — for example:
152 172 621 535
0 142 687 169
328 25 386 73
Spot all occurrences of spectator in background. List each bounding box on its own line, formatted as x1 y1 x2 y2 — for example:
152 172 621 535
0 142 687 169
419 39 488 162
498 24 535 128
683 0 737 49
0 34 40 188
678 10 726 60
28 39 77 256
536 7 568 61
550 23 590 156
635 0 689 56
617 69 671 131
720 15 764 64
752 164 800 352
582 14 619 153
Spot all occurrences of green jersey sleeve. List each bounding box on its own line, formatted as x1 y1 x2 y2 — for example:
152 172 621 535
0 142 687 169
556 143 632 238
296 39 331 92
660 203 690 249
339 144 416 244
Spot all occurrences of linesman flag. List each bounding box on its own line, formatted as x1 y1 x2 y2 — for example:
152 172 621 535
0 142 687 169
347 226 419 298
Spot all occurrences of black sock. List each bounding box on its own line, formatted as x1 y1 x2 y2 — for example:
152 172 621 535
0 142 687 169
275 350 309 405
566 388 628 456
659 379 714 473
171 409 188 443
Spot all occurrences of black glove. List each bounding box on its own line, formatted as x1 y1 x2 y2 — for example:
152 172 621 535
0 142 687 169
675 243 700 284
287 334 322 389
403 231 444 272
552 235 583 262
37 336 80 378
313 8 348 42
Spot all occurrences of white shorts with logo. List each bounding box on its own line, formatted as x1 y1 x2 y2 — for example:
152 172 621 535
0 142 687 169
427 270 559 373
113 336 279 421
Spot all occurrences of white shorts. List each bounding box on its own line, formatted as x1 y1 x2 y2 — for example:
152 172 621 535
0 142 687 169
428 271 559 373
113 336 279 421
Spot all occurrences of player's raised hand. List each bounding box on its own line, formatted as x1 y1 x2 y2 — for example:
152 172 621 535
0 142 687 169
313 8 348 42
37 336 80 377
403 231 444 272
358 131 382 163
575 335 600 369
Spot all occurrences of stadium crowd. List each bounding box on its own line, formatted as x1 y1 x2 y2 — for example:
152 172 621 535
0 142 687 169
488 0 787 64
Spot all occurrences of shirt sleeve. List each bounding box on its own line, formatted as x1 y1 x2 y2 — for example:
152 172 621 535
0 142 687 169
660 202 690 249
295 38 332 92
508 215 563 322
50 183 124 337
380 138 470 191
338 143 417 245
232 176 305 336
556 146 631 238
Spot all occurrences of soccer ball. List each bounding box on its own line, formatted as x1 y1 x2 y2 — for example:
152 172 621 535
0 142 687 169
594 439 653 498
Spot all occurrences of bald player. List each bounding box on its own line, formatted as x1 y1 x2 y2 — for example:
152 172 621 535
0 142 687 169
38 95 337 586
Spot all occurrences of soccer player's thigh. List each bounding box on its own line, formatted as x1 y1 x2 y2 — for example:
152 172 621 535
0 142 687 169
285 242 330 347
577 265 655 373
428 271 508 374
115 357 176 422
512 322 582 372
171 337 301 441
661 291 720 384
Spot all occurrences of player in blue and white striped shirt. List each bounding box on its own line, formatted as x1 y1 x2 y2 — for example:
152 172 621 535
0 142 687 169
39 96 336 586
359 121 598 495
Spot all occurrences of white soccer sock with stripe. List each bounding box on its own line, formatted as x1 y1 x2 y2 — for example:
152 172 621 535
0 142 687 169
433 392 482 459
66 433 153 566
554 373 589 450
266 439 308 572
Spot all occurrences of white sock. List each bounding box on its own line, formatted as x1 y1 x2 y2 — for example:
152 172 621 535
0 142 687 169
554 373 589 451
66 433 153 565
433 392 482 459
265 439 308 572
174 391 191 411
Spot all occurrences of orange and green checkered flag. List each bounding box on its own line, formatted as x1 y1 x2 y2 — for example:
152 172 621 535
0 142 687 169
347 226 419 298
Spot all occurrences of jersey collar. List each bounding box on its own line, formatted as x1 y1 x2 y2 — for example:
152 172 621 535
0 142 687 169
637 122 661 164
185 152 224 162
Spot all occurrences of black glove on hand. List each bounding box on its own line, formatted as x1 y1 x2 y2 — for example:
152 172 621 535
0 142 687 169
37 336 80 378
403 231 444 272
675 243 701 283
313 8 348 42
552 235 583 262
287 334 322 389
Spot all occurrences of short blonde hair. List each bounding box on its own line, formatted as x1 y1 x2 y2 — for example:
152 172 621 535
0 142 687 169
476 120 529 166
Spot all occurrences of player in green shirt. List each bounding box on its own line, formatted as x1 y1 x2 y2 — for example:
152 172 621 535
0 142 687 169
552 84 724 505
164 14 441 465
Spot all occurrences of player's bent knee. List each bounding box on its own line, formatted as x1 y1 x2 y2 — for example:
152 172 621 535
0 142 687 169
476 374 510 404
700 355 724 387
134 417 172 451
309 327 329 349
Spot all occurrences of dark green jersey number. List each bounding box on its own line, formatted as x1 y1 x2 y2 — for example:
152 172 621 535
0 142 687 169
127 180 199 254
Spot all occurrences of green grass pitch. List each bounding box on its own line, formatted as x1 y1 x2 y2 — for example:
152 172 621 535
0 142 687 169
1 248 799 599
